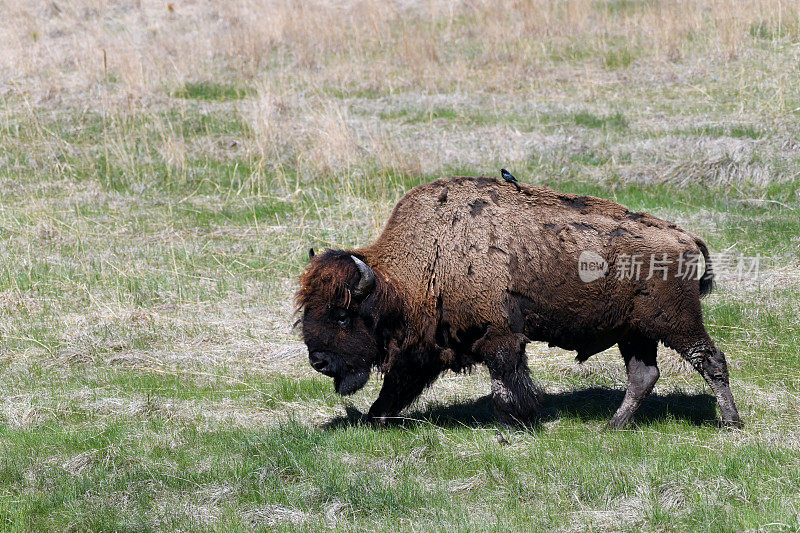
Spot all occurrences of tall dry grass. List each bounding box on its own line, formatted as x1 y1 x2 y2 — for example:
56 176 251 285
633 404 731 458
2 0 799 192
3 0 798 100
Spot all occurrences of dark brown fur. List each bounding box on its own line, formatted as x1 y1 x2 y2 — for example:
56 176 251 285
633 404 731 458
296 176 742 428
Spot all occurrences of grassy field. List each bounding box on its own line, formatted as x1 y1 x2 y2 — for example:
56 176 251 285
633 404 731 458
1 0 800 530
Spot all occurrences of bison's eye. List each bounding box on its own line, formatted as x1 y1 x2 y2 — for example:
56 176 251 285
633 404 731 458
331 308 350 328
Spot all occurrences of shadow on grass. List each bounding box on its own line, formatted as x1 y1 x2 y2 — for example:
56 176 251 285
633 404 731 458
323 387 718 430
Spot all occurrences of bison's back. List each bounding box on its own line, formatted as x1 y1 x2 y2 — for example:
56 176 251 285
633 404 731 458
366 177 704 350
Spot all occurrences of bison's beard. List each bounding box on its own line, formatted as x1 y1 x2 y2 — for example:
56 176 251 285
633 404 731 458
334 369 370 395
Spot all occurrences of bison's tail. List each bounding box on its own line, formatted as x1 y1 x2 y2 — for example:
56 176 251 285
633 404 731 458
696 239 715 298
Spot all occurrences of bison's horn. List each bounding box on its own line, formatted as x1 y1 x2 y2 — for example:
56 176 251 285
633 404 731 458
350 255 375 299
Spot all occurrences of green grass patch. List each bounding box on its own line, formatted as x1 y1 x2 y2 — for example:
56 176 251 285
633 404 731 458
176 200 295 229
749 20 799 41
604 45 636 69
2 416 800 530
172 81 253 101
379 106 473 125
88 368 335 406
689 124 763 139
571 111 628 130
546 40 595 64
594 0 653 15
569 149 612 166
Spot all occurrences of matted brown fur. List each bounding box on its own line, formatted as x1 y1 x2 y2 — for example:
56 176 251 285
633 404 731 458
296 176 741 428
357 176 711 361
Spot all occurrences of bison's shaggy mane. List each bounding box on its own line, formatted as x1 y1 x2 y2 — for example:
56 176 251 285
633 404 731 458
295 250 408 326
295 250 359 314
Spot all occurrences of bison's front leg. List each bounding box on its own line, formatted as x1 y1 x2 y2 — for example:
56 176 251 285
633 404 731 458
475 330 542 426
367 358 442 425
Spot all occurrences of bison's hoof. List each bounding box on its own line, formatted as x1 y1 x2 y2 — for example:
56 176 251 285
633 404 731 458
605 420 628 431
367 414 391 427
721 418 744 430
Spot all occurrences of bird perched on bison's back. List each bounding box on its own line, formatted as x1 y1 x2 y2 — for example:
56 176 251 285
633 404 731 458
500 168 521 191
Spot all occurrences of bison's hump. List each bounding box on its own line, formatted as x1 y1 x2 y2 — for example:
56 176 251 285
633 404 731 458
395 176 635 222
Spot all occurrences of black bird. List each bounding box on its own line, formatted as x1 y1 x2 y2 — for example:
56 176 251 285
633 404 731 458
500 168 521 191
495 430 510 446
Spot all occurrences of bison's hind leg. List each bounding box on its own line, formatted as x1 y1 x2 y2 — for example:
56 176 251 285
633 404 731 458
643 290 742 428
608 334 660 429
475 329 543 426
671 335 743 428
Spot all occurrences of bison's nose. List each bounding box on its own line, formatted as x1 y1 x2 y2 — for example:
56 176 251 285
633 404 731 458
309 351 337 376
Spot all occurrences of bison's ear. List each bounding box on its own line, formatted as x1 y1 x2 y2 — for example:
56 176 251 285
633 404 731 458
308 248 315 260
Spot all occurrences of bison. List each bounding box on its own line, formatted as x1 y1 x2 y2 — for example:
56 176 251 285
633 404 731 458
296 176 742 428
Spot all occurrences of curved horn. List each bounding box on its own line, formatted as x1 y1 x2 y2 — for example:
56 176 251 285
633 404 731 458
350 255 375 299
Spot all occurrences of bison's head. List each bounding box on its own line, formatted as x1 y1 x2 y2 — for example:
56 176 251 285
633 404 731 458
296 250 383 395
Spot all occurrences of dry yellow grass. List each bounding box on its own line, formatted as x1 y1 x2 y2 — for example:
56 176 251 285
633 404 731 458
3 0 800 189
4 1 799 98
